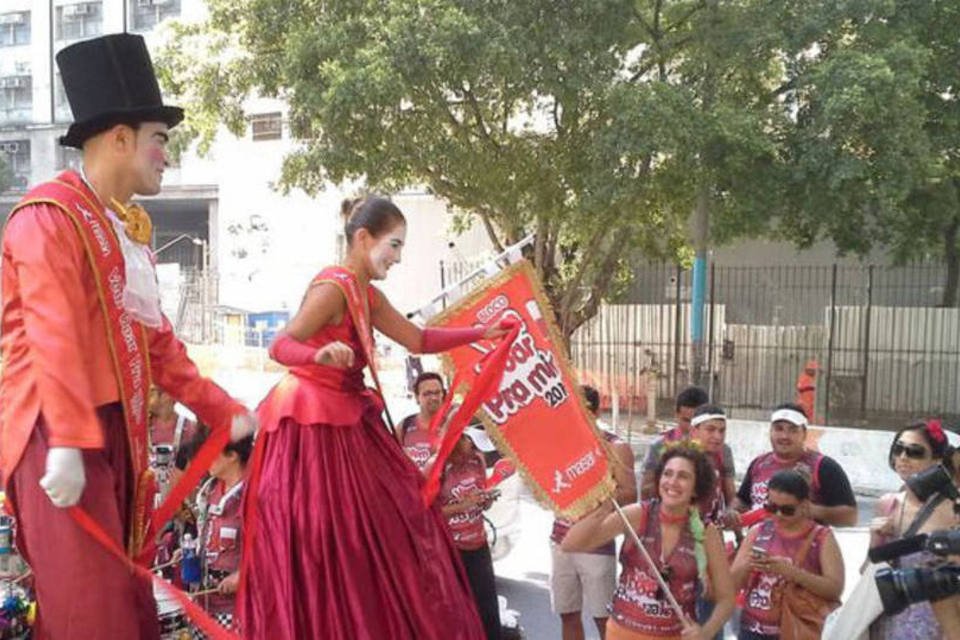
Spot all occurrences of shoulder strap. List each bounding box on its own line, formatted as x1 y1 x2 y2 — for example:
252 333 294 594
903 494 948 538
173 414 187 451
793 524 824 566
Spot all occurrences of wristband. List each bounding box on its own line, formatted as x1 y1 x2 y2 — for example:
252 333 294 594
269 332 317 366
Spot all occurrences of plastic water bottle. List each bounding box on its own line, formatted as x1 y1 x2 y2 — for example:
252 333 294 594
180 533 201 590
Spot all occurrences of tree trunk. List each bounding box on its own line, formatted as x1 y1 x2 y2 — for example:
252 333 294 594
943 211 959 308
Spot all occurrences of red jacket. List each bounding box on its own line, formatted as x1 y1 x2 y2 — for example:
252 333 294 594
1 176 244 482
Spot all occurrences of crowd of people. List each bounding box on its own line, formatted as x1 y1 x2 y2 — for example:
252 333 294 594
139 372 960 640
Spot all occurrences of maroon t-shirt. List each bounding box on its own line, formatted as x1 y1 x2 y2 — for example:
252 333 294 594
401 414 436 473
439 454 488 551
198 478 243 614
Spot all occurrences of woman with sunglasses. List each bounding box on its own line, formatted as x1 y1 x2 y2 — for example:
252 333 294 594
868 420 959 640
730 469 844 639
562 443 734 640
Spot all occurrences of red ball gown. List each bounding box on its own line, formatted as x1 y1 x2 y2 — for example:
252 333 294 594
240 271 485 640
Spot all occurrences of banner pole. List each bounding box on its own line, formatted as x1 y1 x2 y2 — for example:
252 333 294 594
610 498 686 621
414 234 536 318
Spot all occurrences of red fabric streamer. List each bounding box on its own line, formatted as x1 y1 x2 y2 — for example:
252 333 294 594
236 425 267 631
740 507 769 528
68 506 238 640
485 458 517 490
137 422 233 566
422 321 520 505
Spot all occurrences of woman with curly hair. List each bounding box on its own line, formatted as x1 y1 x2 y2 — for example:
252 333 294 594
563 443 734 640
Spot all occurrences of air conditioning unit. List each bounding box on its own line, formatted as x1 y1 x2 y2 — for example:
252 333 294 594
0 142 21 154
0 13 26 25
152 0 173 5
64 4 91 17
136 0 153 6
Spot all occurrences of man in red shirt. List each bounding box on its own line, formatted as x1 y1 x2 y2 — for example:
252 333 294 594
399 371 446 471
0 34 255 639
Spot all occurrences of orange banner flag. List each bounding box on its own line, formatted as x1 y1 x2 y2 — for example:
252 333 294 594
430 260 614 518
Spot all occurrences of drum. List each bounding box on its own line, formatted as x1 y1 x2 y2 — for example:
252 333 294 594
155 585 190 640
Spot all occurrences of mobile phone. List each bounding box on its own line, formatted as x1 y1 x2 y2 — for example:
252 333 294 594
751 546 768 559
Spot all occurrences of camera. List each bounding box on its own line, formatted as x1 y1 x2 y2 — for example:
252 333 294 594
875 565 960 615
905 464 960 513
869 529 960 564
870 528 960 617
868 463 960 616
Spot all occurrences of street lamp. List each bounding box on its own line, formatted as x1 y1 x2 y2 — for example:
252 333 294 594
154 233 203 256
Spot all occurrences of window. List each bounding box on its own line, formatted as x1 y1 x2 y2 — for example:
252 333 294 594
53 72 72 123
0 140 31 191
56 3 102 41
0 74 32 124
250 112 282 141
130 0 181 32
0 12 30 47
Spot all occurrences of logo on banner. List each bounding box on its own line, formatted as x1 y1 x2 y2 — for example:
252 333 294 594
473 310 569 424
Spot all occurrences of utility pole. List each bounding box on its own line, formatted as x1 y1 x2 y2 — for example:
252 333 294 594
690 188 709 389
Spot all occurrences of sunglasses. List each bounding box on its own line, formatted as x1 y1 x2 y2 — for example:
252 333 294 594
892 442 929 460
763 502 799 516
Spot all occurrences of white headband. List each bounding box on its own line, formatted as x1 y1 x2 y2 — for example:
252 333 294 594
771 409 808 428
691 413 726 427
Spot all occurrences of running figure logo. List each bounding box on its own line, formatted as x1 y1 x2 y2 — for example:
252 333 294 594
553 470 572 494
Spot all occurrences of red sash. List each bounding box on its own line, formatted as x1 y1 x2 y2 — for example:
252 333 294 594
12 171 154 555
312 266 389 409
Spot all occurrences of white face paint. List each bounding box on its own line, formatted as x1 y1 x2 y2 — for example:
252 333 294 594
366 223 406 280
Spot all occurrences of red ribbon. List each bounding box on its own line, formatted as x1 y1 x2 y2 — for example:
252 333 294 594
485 458 516 490
136 422 235 566
422 321 520 505
68 506 238 640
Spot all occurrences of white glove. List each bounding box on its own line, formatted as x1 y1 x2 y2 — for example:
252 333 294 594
230 412 258 442
39 447 86 508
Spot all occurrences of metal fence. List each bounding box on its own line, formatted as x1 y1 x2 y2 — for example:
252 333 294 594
571 262 960 430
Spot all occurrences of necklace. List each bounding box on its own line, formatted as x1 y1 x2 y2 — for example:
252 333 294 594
659 506 688 525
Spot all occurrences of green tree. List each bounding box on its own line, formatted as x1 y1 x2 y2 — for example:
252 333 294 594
158 0 794 337
775 1 960 306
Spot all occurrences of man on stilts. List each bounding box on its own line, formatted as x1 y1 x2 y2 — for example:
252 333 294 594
0 33 256 639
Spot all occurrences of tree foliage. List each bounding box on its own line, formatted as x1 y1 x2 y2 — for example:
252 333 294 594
158 0 960 341
158 0 799 336
773 0 960 305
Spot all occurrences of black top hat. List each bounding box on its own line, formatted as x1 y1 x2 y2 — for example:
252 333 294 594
56 33 184 148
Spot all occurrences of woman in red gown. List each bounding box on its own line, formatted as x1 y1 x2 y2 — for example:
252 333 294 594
241 197 503 639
